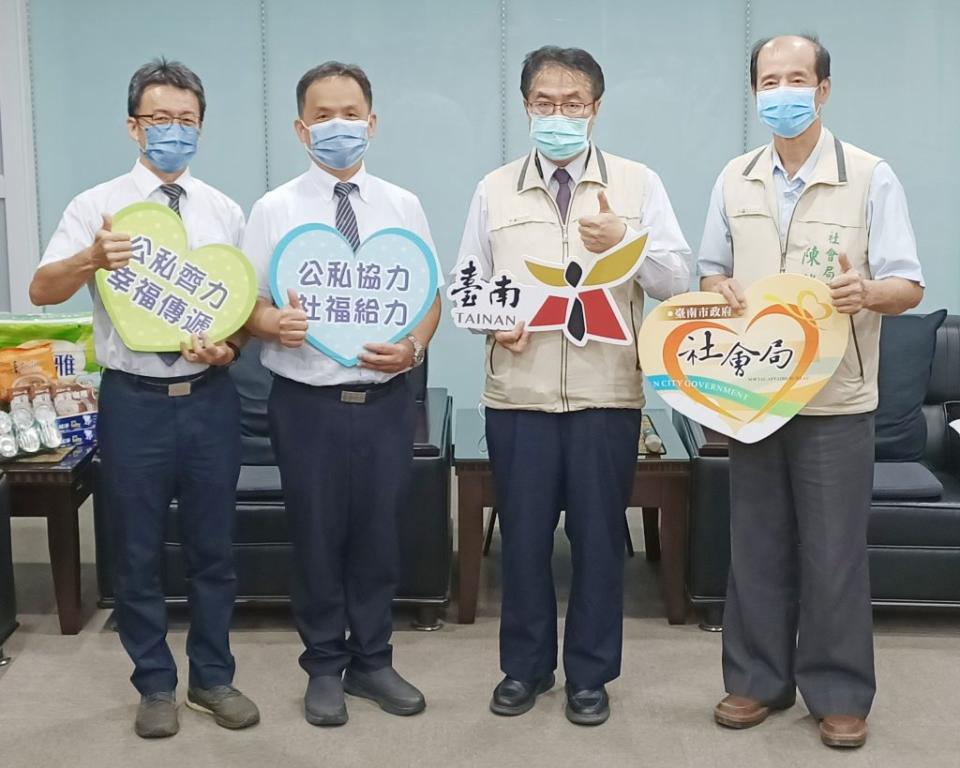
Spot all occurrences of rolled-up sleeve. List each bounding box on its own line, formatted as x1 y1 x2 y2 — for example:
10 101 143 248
866 162 924 286
39 194 97 268
697 173 734 280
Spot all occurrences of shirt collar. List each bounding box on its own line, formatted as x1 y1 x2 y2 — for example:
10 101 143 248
306 161 370 203
130 158 196 198
770 127 827 186
537 148 589 186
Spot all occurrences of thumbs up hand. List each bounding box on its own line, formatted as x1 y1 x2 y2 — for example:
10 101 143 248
829 253 870 314
578 190 627 254
276 288 309 347
89 212 133 271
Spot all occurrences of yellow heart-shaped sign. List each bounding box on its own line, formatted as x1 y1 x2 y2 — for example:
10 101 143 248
95 202 257 352
637 273 850 443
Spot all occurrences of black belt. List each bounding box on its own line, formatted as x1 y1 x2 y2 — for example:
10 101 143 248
108 367 220 397
277 373 406 405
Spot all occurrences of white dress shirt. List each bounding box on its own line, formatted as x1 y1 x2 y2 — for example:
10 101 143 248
698 128 925 285
244 162 442 386
39 160 245 377
457 149 692 300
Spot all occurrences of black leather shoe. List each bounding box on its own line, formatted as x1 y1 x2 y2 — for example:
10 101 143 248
304 675 348 726
490 673 555 716
343 666 426 716
565 683 610 726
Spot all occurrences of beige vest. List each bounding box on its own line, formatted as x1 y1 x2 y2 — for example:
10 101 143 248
481 147 650 412
721 128 881 415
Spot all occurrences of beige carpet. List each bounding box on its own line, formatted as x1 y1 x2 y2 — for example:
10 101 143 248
1 504 959 768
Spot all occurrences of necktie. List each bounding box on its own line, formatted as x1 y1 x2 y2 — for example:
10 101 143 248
334 182 361 251
160 183 184 217
553 168 572 222
158 184 186 365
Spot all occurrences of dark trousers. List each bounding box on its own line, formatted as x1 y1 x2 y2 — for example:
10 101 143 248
268 374 415 678
723 413 876 718
98 368 240 696
485 407 642 689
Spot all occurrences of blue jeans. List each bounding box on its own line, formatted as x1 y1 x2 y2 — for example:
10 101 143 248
98 368 240 695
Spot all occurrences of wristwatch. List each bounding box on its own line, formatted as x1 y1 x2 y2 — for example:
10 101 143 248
224 340 241 365
406 335 426 367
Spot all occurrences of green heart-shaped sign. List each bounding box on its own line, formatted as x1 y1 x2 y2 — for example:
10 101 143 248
95 202 256 352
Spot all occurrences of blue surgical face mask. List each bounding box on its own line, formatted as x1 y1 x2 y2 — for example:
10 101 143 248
302 118 370 170
142 123 199 174
529 115 590 161
756 86 820 139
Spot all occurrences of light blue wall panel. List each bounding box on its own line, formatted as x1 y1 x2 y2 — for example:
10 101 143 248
24 0 959 410
263 0 502 409
29 0 264 310
748 0 960 313
505 0 746 257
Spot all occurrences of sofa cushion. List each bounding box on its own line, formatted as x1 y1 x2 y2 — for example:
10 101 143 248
872 462 943 500
869 470 960 547
236 465 283 501
875 310 947 462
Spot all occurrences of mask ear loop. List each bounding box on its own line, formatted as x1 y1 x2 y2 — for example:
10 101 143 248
299 120 318 162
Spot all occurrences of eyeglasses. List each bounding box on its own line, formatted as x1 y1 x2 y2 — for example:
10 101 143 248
134 113 201 129
526 101 595 118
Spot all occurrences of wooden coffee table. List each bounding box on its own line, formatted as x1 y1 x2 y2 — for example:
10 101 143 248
4 444 96 634
454 408 691 624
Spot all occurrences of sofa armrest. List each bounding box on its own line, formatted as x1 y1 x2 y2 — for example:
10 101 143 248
673 412 730 458
414 387 452 459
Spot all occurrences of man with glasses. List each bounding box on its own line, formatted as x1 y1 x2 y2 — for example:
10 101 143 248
457 45 690 725
30 59 258 739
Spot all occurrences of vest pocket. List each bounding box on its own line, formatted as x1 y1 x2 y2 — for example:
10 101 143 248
630 301 641 370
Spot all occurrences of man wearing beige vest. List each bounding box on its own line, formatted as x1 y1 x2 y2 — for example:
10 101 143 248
698 35 924 749
458 46 690 725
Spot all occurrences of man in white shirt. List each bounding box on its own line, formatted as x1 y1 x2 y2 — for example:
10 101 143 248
29 59 259 738
244 62 441 727
457 46 690 726
698 35 924 749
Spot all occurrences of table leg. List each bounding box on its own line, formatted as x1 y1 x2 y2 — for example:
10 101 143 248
659 476 689 625
457 473 484 624
642 507 661 561
46 496 82 635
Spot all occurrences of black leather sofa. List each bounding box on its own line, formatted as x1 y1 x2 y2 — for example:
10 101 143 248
677 313 960 629
0 475 16 659
93 340 453 628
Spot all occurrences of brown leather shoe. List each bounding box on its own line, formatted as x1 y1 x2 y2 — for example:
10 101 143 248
714 695 769 729
819 715 868 748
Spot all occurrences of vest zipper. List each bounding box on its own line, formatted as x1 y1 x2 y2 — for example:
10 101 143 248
779 180 864 381
849 317 865 379
540 178 575 412
560 222 569 411
779 204 798 273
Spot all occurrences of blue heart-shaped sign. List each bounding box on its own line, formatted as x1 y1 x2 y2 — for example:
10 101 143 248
270 224 438 367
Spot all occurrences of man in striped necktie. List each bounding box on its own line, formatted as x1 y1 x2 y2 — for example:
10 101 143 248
29 59 258 739
244 62 443 728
